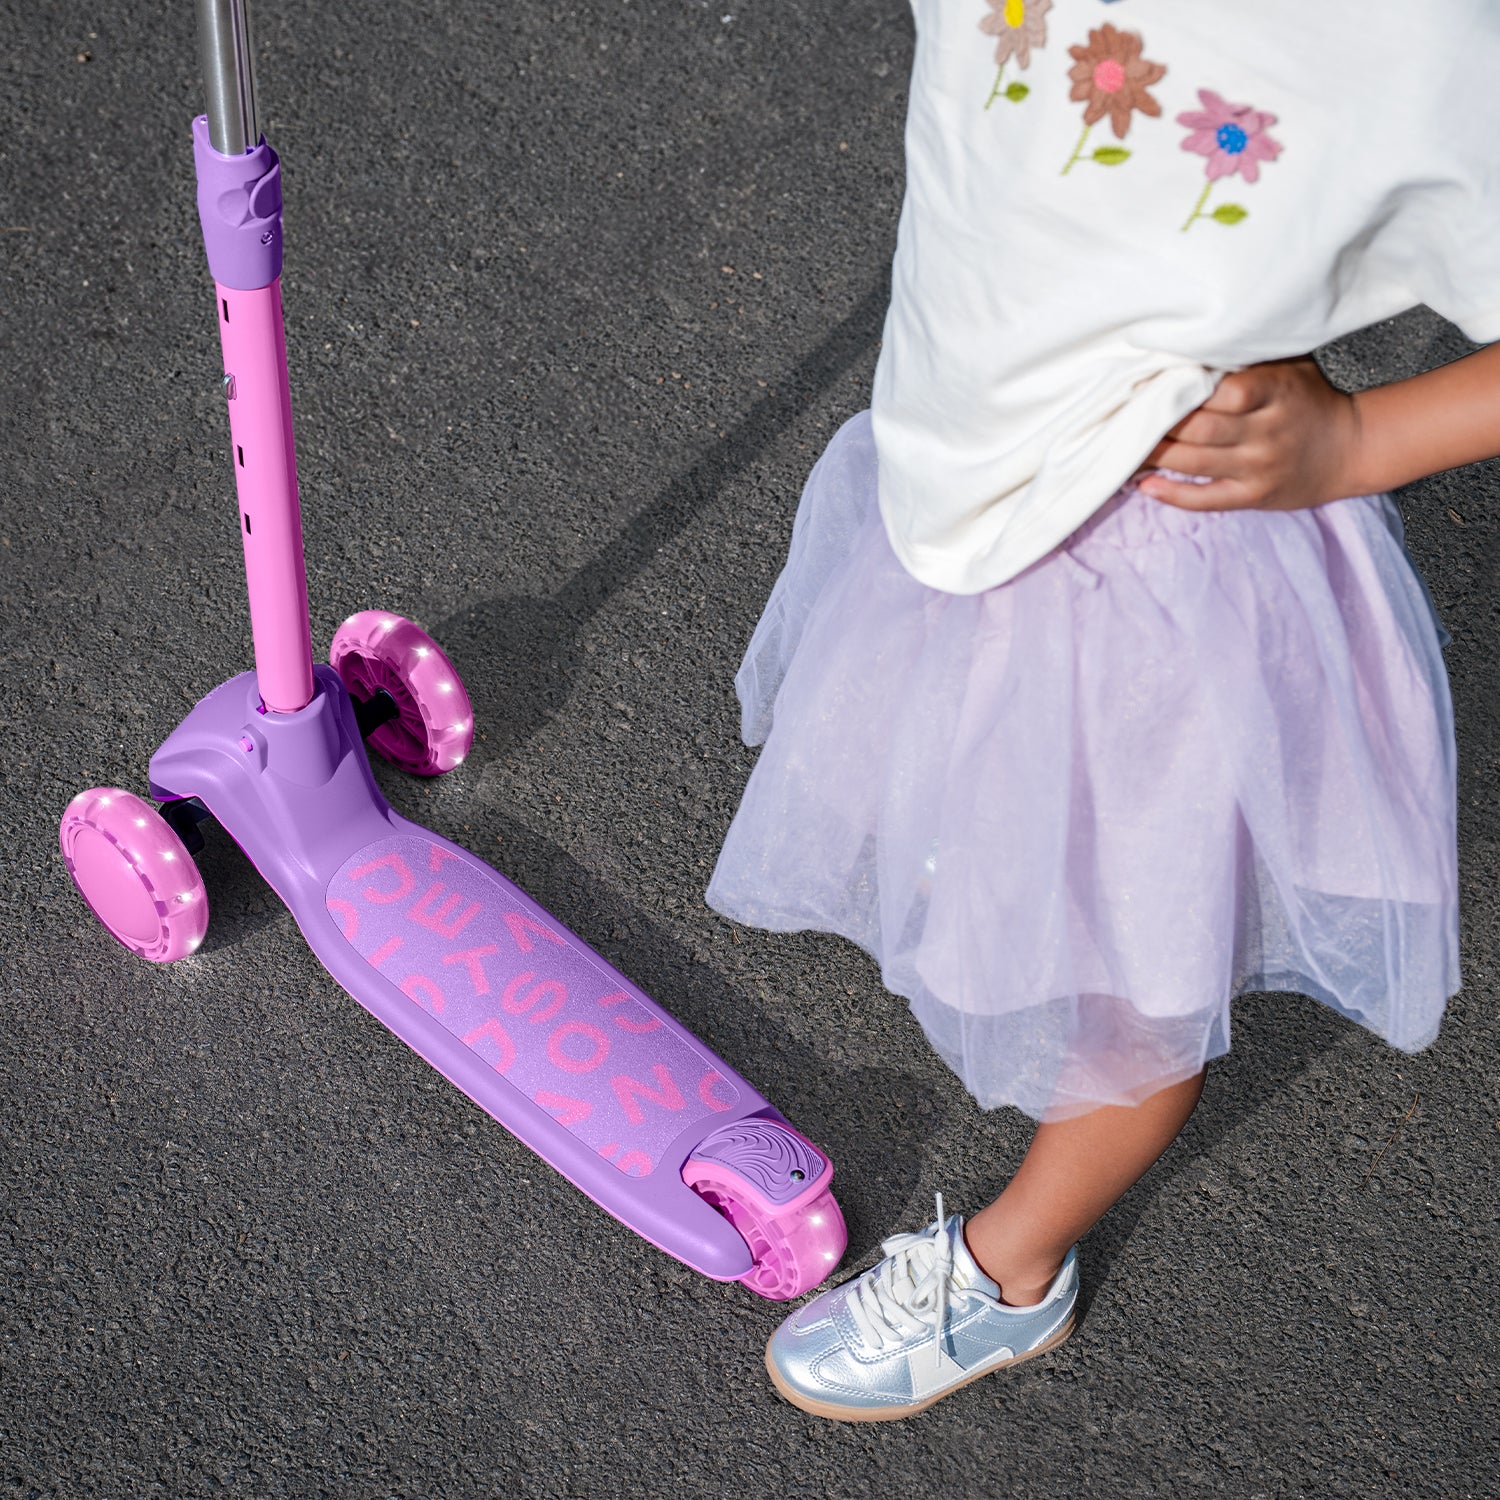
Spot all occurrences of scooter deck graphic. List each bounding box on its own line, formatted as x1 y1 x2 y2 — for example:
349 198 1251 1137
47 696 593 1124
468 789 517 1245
326 833 741 1178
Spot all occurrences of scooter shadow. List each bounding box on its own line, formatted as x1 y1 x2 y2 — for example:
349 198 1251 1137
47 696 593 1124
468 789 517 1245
428 281 888 763
193 818 291 952
423 592 587 766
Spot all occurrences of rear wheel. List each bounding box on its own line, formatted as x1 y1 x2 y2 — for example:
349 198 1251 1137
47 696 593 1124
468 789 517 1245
689 1178 848 1301
330 610 474 776
683 1118 848 1299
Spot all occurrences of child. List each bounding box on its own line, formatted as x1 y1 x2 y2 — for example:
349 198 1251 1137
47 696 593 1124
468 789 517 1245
706 0 1499 1420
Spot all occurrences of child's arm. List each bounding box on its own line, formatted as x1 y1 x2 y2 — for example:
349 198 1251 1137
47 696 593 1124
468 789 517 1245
1138 341 1500 510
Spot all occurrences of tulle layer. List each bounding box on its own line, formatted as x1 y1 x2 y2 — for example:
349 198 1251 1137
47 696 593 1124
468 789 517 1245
707 412 1459 1120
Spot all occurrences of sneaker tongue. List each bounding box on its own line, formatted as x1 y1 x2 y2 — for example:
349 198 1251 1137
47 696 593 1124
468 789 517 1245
946 1216 1001 1299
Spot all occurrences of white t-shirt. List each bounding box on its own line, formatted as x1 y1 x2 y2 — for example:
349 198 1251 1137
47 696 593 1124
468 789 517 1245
872 0 1500 594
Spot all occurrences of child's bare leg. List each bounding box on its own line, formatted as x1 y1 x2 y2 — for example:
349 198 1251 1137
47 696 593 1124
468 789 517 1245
963 1066 1207 1306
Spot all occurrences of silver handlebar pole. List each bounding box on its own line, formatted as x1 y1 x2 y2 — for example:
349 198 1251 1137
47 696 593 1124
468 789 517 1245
197 0 259 156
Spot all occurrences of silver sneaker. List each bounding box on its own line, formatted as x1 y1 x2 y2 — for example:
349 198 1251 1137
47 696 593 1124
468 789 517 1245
765 1195 1077 1421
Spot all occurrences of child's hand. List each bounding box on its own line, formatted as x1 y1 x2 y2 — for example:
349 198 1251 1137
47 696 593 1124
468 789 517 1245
1136 357 1362 511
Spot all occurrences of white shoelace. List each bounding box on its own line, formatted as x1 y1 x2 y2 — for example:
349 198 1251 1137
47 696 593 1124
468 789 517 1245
845 1192 959 1374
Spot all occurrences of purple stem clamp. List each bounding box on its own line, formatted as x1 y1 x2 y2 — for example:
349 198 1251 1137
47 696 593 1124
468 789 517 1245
193 114 283 291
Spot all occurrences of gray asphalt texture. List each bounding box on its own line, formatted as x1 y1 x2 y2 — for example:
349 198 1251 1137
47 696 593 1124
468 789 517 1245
2 3 1497 1497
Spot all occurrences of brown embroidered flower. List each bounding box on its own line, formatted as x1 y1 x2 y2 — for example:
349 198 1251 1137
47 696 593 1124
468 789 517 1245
1066 24 1166 139
980 0 1053 73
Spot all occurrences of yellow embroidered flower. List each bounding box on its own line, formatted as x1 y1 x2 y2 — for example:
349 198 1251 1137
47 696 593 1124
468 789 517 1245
980 0 1053 73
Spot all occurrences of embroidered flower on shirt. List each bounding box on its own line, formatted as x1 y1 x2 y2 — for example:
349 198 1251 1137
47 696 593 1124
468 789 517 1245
980 0 1053 109
1060 25 1166 172
1176 90 1284 229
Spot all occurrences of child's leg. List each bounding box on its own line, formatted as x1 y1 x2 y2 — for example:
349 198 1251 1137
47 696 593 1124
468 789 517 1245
963 1066 1207 1306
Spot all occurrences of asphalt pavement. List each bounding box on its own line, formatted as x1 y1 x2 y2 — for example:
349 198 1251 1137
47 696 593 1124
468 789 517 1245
2 2 1496 1496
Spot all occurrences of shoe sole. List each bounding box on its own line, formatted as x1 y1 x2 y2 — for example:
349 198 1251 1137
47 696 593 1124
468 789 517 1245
764 1311 1077 1423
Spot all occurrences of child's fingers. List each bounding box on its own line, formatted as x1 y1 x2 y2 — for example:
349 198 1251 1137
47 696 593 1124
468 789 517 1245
1137 472 1256 510
1166 409 1244 447
1144 439 1242 478
1146 407 1251 466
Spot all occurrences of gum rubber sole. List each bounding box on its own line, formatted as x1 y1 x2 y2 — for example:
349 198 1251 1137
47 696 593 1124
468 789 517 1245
764 1311 1076 1422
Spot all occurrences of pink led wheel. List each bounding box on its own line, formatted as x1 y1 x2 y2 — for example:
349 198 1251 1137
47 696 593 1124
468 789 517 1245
684 1176 848 1301
329 611 474 776
59 788 209 962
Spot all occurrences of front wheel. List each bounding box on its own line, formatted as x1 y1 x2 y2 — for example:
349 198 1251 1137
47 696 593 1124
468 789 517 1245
330 610 474 776
59 788 209 961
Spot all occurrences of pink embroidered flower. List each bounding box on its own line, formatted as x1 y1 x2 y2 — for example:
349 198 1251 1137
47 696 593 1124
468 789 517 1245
1066 25 1166 140
1177 90 1283 183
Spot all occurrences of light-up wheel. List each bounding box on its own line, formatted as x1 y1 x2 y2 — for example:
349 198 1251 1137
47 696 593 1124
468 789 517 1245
689 1179 848 1301
59 788 209 961
683 1118 849 1299
330 610 474 776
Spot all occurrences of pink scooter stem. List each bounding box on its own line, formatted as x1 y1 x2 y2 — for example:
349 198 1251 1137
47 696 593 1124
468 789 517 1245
214 277 315 713
193 2 314 718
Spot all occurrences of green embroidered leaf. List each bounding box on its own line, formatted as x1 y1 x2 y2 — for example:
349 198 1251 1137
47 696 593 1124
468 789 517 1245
1092 147 1131 166
1211 203 1249 225
1005 81 1030 102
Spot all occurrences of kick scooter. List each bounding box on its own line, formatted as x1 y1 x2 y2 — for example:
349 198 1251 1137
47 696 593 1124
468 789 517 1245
58 0 847 1299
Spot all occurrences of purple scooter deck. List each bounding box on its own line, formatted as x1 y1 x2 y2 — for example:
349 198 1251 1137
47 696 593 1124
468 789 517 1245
149 666 828 1281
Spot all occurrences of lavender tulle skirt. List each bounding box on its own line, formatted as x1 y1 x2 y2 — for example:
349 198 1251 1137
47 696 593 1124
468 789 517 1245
707 412 1459 1121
